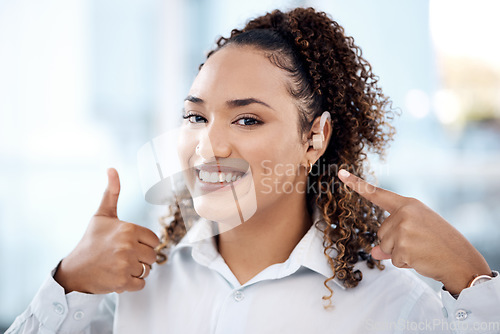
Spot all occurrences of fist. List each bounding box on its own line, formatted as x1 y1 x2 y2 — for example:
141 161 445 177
54 168 160 294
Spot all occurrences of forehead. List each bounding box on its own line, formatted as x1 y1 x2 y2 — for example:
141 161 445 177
188 46 292 104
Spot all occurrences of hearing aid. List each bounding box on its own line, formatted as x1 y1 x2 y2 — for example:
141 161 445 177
309 111 331 150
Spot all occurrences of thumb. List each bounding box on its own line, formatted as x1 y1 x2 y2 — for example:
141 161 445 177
95 168 121 217
371 245 392 260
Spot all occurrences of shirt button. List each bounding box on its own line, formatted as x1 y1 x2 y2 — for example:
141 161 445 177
53 303 65 315
234 290 244 302
455 309 468 321
74 310 85 320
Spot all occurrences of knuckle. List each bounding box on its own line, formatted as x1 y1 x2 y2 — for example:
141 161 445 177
392 258 405 268
398 205 412 216
114 258 132 274
122 239 136 250
395 240 408 254
379 242 391 254
147 250 157 264
397 221 411 235
119 222 137 235
113 246 133 259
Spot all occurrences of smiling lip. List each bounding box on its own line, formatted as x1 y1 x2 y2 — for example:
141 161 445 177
195 162 247 172
194 165 249 192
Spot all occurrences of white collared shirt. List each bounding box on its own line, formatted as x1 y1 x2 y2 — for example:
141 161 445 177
7 217 500 334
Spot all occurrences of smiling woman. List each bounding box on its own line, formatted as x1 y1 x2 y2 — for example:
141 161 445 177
7 7 500 334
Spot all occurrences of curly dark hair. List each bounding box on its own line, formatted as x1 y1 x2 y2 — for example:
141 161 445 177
156 7 396 305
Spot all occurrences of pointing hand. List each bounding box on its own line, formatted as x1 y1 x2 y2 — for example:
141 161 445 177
338 169 491 295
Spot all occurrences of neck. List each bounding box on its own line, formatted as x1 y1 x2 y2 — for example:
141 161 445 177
216 192 312 285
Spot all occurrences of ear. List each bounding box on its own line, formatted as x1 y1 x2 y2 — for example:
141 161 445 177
303 111 332 166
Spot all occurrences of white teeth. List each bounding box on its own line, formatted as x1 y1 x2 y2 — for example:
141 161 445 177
199 170 209 181
209 172 218 182
198 170 243 183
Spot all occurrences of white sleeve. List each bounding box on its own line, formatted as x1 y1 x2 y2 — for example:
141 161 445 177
402 271 500 333
440 271 500 334
5 267 116 334
401 279 453 333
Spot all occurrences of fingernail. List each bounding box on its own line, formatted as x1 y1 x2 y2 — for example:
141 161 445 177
339 169 350 178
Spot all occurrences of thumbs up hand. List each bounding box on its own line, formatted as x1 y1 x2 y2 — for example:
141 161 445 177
338 169 492 295
54 168 160 294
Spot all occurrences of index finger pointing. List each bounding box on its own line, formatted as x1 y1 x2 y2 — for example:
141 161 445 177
338 169 402 213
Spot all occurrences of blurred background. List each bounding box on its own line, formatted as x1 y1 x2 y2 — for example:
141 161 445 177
1 0 500 329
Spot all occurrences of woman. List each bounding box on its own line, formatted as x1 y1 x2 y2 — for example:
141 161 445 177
8 7 500 334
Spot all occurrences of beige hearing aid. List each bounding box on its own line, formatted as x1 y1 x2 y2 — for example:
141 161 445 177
309 111 331 150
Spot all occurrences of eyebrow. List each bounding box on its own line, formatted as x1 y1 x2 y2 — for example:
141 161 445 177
184 95 274 110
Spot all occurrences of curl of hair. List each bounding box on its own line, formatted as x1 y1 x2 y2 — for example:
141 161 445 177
155 200 187 264
156 7 397 305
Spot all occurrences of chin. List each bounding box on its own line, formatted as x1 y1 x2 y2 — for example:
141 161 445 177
192 181 258 230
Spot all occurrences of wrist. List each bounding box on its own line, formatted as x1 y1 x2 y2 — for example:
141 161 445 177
442 267 493 296
53 259 73 293
467 273 494 287
53 258 90 294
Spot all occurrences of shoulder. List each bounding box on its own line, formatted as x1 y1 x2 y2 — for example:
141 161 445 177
356 259 439 298
350 260 444 320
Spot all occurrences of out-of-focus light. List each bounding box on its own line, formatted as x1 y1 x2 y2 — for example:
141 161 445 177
433 89 461 124
405 89 430 119
429 0 500 70
24 124 112 161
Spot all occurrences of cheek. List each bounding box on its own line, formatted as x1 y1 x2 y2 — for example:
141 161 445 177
247 135 304 182
177 128 197 168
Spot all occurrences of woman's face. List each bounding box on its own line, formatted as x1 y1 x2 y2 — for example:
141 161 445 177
178 46 309 228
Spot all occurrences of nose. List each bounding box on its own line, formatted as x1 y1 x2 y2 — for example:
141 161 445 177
196 125 231 161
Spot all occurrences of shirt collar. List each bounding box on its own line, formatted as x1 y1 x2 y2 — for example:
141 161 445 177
171 206 346 290
288 208 346 290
